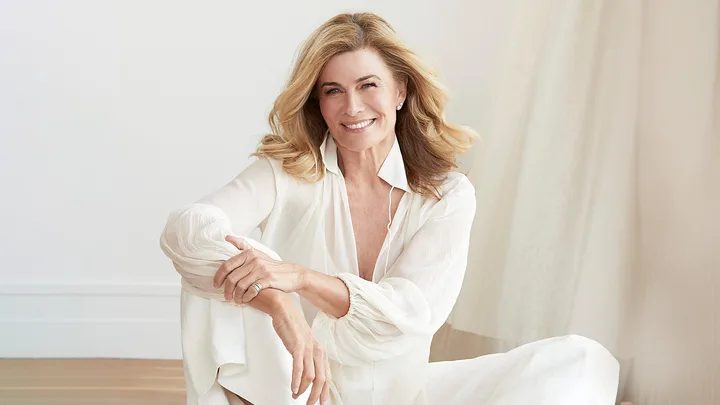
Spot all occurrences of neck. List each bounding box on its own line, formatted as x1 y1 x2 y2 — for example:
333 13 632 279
337 134 395 187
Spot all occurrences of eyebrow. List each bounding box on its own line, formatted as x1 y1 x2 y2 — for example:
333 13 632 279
320 74 381 88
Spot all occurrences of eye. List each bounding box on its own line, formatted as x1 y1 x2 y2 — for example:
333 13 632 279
325 88 340 95
361 82 377 89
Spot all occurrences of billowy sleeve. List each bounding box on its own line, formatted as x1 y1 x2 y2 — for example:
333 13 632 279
159 157 282 295
312 176 477 366
194 157 277 237
158 158 316 404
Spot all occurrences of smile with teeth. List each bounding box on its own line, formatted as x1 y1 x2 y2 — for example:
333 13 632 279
342 119 375 130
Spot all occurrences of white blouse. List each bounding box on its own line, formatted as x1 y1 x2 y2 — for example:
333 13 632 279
161 134 477 405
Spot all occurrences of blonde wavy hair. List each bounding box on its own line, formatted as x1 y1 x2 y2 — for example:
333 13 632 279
254 12 478 197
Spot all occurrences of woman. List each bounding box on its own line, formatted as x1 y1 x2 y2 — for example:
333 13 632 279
160 12 620 405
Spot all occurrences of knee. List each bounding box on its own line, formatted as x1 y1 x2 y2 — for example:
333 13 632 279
561 334 620 374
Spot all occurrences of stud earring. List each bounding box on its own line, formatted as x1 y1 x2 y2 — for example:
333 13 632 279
396 102 403 110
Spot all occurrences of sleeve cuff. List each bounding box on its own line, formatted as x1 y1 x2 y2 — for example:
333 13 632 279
333 272 361 321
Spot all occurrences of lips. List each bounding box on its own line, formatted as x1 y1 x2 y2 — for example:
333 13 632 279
341 118 376 130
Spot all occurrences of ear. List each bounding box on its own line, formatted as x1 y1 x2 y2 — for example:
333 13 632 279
396 76 408 105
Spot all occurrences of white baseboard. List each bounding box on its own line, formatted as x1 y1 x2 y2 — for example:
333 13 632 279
0 282 182 359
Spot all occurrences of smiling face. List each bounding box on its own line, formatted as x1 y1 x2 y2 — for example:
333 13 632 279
316 48 406 152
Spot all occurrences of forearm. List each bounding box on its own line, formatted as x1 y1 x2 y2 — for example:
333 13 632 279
297 266 351 319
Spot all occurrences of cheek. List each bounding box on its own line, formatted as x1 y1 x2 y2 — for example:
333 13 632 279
370 95 396 124
369 93 395 117
319 99 341 124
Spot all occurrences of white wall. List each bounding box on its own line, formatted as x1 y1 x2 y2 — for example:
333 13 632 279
0 1 507 358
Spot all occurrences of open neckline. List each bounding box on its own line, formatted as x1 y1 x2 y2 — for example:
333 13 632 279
338 178 410 282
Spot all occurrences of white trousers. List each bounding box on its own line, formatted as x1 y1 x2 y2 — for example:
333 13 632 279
182 291 619 405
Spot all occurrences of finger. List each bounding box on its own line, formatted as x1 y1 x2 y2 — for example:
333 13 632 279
296 348 314 397
307 349 326 405
291 349 303 397
224 274 240 302
320 380 330 405
214 250 251 288
321 352 331 405
233 281 249 305
225 235 252 251
223 262 255 301
241 278 268 303
325 350 332 382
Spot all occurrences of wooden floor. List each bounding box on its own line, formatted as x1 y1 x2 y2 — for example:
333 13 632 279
0 359 186 405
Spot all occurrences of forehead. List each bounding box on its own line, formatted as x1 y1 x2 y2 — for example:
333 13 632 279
318 48 392 83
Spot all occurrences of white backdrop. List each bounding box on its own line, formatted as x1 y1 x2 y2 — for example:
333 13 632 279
0 1 508 358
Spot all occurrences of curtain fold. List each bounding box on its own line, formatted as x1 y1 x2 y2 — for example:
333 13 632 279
432 1 720 403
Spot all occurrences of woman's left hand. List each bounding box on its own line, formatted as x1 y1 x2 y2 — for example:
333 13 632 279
213 235 306 304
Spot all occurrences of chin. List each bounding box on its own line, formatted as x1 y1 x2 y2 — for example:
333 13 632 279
333 127 391 152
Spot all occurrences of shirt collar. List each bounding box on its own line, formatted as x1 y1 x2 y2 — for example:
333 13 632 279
319 132 411 192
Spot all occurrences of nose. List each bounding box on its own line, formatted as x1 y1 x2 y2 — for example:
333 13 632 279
344 90 364 117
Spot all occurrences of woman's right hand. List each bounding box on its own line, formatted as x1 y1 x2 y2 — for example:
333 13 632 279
271 303 331 405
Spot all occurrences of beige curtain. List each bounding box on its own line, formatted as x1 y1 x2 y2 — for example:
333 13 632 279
431 1 720 404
